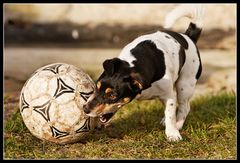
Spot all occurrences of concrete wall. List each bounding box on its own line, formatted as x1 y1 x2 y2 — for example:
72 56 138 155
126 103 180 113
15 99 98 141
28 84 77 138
4 4 236 31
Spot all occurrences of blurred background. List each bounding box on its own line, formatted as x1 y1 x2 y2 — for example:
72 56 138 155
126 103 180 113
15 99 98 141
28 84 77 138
4 3 236 97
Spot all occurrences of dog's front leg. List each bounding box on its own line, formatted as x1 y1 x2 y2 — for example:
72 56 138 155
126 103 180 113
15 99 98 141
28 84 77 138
164 97 182 141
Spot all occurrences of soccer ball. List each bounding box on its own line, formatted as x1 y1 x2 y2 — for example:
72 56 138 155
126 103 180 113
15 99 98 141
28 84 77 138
19 63 98 144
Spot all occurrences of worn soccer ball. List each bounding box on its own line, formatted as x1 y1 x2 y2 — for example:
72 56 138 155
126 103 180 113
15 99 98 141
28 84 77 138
19 63 98 144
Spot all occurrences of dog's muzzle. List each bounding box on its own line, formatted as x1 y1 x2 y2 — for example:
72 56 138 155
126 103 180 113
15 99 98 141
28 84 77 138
83 103 117 123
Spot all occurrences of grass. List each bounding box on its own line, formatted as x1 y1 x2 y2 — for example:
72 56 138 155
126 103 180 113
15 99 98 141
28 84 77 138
3 92 236 159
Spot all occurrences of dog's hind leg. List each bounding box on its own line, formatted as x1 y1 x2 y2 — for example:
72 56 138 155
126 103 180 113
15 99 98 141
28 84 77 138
175 77 197 130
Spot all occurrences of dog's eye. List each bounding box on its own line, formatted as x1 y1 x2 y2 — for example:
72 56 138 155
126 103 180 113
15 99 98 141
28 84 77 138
104 88 117 100
107 92 117 100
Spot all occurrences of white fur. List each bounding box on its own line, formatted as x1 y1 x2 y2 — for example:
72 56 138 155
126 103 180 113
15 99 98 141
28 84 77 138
118 45 136 67
164 4 204 29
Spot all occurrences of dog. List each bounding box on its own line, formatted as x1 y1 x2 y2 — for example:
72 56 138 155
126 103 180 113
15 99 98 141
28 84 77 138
83 5 204 141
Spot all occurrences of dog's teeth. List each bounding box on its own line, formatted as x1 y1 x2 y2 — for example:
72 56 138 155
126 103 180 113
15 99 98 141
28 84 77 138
100 118 106 123
100 116 106 123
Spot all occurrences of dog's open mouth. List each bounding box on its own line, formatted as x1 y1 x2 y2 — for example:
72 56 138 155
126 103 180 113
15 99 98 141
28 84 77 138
99 113 114 123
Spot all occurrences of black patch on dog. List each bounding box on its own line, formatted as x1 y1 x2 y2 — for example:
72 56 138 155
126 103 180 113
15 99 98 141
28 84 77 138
162 30 189 49
178 47 186 74
102 58 124 76
195 47 202 79
130 40 166 88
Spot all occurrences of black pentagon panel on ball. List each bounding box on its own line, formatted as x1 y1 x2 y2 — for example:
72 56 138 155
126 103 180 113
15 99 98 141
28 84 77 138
42 64 63 74
75 117 91 133
33 100 51 122
20 93 29 112
50 126 69 139
79 91 93 102
54 78 75 98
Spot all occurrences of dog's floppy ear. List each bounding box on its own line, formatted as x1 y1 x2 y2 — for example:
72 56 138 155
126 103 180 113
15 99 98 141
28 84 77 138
103 58 121 76
129 72 149 94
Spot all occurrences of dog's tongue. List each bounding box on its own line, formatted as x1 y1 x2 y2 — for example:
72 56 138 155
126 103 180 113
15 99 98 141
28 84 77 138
100 113 114 123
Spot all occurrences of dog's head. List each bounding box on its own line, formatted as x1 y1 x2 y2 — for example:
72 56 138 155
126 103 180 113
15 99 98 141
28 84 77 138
83 58 145 123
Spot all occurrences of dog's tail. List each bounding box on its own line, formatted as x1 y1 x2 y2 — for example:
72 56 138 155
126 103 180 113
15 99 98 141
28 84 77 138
164 4 204 43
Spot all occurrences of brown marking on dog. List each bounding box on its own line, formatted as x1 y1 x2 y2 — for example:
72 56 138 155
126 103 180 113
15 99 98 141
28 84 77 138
97 81 101 89
133 80 143 90
95 104 105 112
105 88 113 94
93 102 123 115
123 97 130 103
130 72 144 90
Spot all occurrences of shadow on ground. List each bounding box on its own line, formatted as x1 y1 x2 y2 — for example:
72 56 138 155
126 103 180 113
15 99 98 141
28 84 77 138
83 93 236 142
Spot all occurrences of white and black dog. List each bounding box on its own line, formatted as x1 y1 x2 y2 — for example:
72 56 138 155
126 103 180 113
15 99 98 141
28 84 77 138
83 5 204 141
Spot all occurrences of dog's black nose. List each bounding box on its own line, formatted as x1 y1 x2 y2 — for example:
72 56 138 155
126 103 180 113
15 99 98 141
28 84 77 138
83 104 90 114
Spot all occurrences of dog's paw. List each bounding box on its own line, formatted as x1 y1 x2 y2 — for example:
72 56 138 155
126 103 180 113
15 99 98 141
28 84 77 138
165 128 182 142
176 120 184 130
